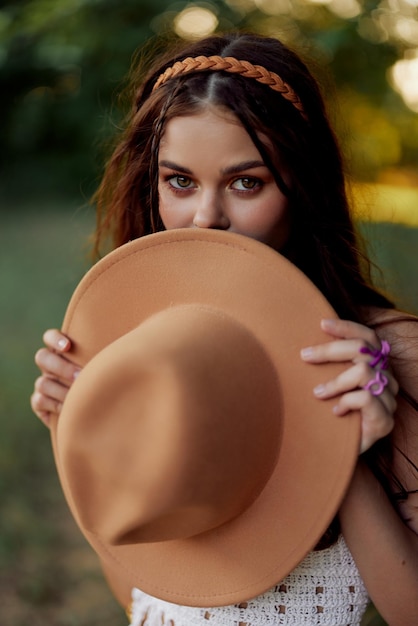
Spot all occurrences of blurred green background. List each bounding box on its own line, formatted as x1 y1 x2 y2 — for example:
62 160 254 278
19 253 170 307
1 1 417 624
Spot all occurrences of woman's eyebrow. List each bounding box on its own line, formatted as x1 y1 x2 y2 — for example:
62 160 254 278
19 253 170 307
158 159 266 175
158 160 193 174
221 160 265 175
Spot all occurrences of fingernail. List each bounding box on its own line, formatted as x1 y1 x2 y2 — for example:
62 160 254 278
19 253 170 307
301 347 314 359
73 370 80 380
321 319 336 330
313 384 326 397
58 338 69 350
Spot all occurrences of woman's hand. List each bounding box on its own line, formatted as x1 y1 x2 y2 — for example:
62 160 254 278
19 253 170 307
31 329 81 428
301 318 398 454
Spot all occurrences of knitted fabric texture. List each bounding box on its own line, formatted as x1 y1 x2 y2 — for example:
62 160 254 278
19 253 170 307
129 535 369 626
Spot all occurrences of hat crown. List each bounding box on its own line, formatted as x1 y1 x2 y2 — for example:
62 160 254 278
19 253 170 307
58 305 283 544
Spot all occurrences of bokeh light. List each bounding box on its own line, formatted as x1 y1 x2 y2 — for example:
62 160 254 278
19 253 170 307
328 0 361 19
173 6 219 40
390 50 418 112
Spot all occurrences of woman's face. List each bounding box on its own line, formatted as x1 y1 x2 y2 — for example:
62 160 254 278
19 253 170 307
157 107 291 252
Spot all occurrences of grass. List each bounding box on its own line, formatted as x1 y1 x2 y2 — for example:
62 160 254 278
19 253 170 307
1 207 126 625
1 201 416 625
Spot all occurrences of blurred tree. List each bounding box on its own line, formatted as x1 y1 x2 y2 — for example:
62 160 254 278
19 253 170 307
0 0 174 201
0 0 417 204
234 0 418 181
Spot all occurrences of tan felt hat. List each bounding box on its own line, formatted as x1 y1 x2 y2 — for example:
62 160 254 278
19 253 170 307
50 228 360 608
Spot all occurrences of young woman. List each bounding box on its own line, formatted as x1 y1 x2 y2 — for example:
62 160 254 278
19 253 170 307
31 33 418 625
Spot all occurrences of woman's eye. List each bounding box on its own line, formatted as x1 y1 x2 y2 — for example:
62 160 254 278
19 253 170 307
231 177 261 191
168 175 194 189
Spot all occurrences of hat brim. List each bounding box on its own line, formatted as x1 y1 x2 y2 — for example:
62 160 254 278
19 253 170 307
51 229 360 607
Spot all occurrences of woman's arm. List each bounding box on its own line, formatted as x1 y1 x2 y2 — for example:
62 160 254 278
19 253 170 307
339 460 418 626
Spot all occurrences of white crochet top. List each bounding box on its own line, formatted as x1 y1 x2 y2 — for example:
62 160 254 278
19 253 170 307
129 535 369 626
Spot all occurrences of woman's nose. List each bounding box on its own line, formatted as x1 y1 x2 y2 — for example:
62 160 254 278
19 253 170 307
193 193 230 230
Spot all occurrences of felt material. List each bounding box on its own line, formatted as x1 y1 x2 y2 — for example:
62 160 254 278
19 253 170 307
50 228 360 607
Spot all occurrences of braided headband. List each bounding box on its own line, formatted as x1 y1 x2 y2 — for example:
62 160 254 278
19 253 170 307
152 55 306 119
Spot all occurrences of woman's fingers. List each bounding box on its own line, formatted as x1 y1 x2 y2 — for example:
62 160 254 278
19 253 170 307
301 318 383 363
302 339 372 363
34 374 71 404
36 329 79 383
31 389 62 427
320 318 379 346
42 328 72 353
34 347 80 383
312 362 398 411
30 404 52 428
32 329 80 426
301 318 398 454
333 390 395 453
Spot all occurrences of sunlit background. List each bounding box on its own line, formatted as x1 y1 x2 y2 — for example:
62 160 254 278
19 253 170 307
2 0 418 222
1 2 417 625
